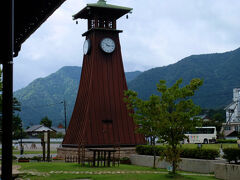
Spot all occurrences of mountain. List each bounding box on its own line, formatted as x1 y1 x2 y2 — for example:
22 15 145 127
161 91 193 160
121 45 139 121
14 47 240 127
128 48 240 109
14 66 142 127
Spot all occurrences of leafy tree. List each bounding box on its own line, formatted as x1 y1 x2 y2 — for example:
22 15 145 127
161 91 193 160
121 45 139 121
124 93 161 168
125 78 203 174
12 115 27 139
201 108 225 137
40 116 52 128
0 67 25 140
201 109 225 123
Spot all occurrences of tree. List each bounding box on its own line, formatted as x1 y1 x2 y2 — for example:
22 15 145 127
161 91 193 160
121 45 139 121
40 116 52 128
125 78 203 174
0 67 25 140
124 93 161 168
201 108 225 137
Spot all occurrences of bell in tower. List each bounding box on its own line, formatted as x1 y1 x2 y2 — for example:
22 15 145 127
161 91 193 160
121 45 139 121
59 0 145 158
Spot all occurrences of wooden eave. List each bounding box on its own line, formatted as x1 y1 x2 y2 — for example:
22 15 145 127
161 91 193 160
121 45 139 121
14 0 67 57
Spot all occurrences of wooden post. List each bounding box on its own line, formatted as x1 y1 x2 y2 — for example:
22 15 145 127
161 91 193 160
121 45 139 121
47 130 50 162
97 150 100 167
107 151 111 167
93 150 96 167
2 60 13 177
42 136 45 161
1 0 14 179
104 151 106 166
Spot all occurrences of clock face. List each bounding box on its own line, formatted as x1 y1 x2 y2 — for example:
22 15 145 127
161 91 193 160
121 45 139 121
83 39 91 55
100 38 115 53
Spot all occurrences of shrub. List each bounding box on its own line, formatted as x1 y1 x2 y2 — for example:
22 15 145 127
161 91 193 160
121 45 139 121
120 157 130 161
120 157 131 164
31 156 42 161
216 139 237 144
18 157 30 160
223 148 240 164
180 148 219 160
136 145 165 156
12 155 17 160
136 145 219 160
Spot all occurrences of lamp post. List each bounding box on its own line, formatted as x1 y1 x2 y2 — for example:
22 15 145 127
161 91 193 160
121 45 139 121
61 100 67 133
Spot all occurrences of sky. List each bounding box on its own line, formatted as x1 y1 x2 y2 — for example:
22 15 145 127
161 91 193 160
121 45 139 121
14 0 240 91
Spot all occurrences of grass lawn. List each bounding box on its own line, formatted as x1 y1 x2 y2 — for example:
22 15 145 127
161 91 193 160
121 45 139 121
13 150 57 155
17 162 217 180
21 173 217 180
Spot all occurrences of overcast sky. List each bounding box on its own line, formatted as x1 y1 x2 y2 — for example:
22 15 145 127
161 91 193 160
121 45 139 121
14 0 240 91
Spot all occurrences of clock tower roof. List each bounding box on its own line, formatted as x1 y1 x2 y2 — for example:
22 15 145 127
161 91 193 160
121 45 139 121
73 0 132 20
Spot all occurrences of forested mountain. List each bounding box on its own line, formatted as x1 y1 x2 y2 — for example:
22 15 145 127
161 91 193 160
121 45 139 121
14 47 240 127
128 47 240 109
14 66 141 127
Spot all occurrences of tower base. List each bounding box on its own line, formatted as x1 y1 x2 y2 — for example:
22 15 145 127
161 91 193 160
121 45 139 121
57 146 137 159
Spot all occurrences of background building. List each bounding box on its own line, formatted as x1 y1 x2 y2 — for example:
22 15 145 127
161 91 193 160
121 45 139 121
222 88 240 139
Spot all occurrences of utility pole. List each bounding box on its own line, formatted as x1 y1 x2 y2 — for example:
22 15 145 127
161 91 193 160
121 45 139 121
63 99 67 133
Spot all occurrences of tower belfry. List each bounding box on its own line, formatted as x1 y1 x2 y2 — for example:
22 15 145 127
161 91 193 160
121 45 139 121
62 0 145 148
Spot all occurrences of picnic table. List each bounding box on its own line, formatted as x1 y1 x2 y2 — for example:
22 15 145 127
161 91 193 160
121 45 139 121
88 148 117 167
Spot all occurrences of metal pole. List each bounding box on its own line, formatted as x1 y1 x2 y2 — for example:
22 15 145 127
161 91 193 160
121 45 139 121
1 0 14 179
20 123 24 155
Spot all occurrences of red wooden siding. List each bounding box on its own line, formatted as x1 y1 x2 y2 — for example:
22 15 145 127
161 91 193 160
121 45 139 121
63 29 145 147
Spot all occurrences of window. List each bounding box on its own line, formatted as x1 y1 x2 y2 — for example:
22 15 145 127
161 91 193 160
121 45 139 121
235 126 239 131
224 126 231 130
108 21 113 28
91 19 95 28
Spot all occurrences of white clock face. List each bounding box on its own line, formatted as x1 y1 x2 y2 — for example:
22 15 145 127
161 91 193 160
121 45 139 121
83 39 91 55
100 38 115 53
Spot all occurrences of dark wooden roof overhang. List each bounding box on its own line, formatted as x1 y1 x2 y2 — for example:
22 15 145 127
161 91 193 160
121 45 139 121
1 0 68 178
14 0 67 57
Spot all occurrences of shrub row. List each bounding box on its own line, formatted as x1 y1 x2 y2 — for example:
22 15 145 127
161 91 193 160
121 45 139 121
136 145 165 156
216 139 237 144
136 145 219 160
180 148 219 160
18 156 43 161
223 148 240 164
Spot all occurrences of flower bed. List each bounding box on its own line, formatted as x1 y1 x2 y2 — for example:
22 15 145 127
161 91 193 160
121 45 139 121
18 157 30 163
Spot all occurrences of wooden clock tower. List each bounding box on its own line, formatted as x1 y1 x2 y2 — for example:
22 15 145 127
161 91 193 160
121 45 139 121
62 0 145 148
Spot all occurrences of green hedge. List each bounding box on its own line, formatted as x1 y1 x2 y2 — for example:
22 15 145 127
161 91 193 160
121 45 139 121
223 148 240 163
136 145 219 160
180 148 219 160
136 145 165 156
216 139 237 144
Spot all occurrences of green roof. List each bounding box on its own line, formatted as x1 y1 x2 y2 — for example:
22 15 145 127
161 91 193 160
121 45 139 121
73 0 132 20
87 0 132 11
